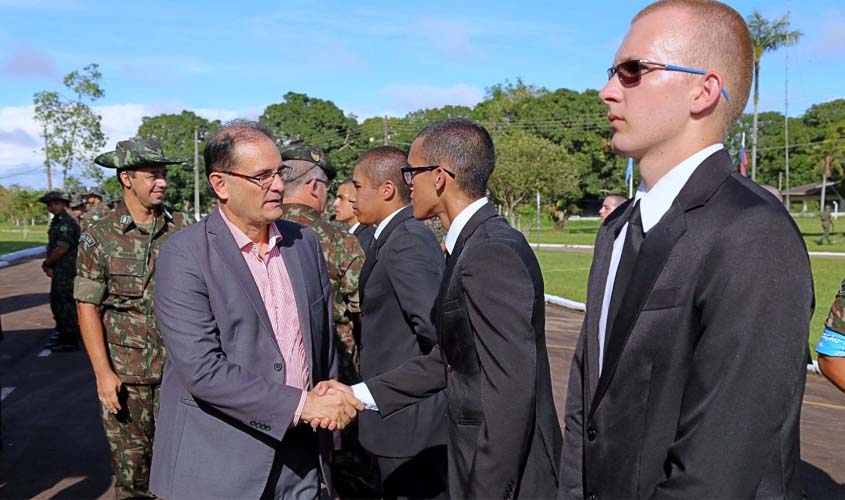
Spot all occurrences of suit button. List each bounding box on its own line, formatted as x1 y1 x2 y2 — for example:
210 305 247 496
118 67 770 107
273 362 283 371
587 493 597 500
587 426 597 441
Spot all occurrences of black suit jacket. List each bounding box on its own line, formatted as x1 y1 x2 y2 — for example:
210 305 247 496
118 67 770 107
560 150 814 499
368 203 562 500
352 223 376 249
358 205 447 457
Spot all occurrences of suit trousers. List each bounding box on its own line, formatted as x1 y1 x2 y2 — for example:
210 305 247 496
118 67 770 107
377 445 448 499
261 425 321 500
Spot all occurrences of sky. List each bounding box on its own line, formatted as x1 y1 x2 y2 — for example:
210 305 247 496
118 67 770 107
1 0 843 188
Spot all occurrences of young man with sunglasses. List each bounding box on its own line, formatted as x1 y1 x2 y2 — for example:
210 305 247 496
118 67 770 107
560 1 813 498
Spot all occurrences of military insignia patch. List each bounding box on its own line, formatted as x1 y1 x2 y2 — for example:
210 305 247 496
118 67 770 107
80 233 96 248
310 150 321 163
120 214 131 225
59 224 68 232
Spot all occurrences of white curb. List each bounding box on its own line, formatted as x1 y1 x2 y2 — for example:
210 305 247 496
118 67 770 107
0 245 46 269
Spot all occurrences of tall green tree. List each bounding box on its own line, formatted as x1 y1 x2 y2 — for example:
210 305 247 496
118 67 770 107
32 64 106 189
137 111 220 213
747 10 802 181
488 130 578 221
260 92 360 179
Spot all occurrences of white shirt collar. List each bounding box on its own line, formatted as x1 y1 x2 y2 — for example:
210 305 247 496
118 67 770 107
445 197 489 254
349 222 360 235
374 205 407 240
634 144 723 232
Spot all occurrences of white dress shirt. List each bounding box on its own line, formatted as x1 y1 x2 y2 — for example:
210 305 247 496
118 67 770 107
374 205 407 240
349 222 360 235
597 144 724 375
352 197 489 410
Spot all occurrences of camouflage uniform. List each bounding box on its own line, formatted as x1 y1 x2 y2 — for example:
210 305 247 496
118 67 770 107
425 216 447 251
283 203 364 383
75 137 188 500
45 205 81 345
817 209 833 245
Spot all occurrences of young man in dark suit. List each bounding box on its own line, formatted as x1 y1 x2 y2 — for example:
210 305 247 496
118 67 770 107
559 1 814 498
323 119 562 499
351 146 448 498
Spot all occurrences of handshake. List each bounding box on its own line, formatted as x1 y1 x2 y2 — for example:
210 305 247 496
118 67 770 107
300 380 364 431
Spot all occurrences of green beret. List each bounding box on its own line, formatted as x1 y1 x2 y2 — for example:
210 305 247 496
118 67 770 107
95 137 185 169
280 144 336 180
40 190 71 204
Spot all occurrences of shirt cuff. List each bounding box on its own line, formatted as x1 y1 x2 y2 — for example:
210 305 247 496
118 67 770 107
291 389 307 428
352 382 379 411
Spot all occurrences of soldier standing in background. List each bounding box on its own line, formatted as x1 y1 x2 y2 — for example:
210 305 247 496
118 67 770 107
69 195 86 220
280 144 365 383
80 186 110 230
41 190 81 352
333 178 375 247
817 205 834 245
74 138 191 499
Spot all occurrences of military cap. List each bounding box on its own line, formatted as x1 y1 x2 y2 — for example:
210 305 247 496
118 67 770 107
94 137 185 169
69 195 85 208
280 144 336 180
40 190 71 204
86 186 106 198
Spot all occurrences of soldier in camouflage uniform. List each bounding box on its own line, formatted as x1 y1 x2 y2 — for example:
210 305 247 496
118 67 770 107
80 186 110 231
41 190 81 352
69 194 86 220
279 144 364 384
74 137 191 499
816 277 845 393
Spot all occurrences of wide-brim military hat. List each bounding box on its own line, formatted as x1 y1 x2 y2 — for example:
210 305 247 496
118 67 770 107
280 144 336 180
40 190 71 204
69 195 85 208
95 137 186 169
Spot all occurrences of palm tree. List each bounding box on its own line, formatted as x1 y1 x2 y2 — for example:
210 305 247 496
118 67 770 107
746 11 802 181
815 134 845 212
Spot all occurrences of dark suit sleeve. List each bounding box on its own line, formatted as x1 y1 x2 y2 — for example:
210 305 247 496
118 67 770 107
315 230 338 382
650 212 813 498
559 323 586 499
460 241 539 498
154 237 303 442
383 227 444 352
368 345 447 414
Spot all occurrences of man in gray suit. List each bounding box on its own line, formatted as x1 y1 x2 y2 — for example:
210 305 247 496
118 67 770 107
150 120 363 500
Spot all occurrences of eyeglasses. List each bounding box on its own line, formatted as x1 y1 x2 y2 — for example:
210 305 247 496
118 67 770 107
400 165 456 185
222 165 292 189
607 59 730 100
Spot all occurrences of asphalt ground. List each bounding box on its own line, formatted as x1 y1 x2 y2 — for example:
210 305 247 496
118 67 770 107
1 258 843 499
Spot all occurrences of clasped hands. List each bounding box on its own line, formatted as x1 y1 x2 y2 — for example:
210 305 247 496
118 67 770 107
300 380 363 431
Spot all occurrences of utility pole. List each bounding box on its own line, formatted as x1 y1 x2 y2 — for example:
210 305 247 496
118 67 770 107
193 128 200 221
383 115 389 145
784 0 791 211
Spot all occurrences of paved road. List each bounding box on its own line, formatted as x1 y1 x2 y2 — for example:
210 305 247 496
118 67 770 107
1 258 844 499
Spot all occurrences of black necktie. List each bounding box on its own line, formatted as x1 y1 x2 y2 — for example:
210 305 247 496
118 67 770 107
606 201 644 347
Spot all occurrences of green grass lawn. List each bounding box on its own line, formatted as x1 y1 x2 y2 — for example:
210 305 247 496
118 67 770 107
536 249 842 357
0 225 48 255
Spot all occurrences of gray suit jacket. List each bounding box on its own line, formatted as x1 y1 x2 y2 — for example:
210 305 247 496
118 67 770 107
560 150 814 499
150 208 335 500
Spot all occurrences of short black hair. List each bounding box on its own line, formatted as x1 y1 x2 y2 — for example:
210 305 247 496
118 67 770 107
204 119 275 177
414 118 494 199
355 146 411 204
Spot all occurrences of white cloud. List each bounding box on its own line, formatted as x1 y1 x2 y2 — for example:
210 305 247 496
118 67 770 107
0 46 59 79
0 103 262 188
381 83 485 115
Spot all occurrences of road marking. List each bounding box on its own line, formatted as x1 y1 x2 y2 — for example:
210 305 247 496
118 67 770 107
1 387 14 400
803 399 845 410
547 344 575 351
37 349 51 357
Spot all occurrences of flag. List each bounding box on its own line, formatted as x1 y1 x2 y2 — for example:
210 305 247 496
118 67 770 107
625 157 633 183
739 132 747 177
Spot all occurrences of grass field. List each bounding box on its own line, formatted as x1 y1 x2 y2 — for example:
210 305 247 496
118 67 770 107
536 248 841 357
0 224 48 255
520 215 845 252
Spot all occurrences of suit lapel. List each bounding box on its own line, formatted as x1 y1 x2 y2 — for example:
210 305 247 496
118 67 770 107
584 202 631 405
207 209 280 356
276 221 313 371
360 206 412 301
438 203 499 305
588 149 735 417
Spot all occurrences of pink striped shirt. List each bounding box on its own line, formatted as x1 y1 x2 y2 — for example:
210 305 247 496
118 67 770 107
220 210 309 425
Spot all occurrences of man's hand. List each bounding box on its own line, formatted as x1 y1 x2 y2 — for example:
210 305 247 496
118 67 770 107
300 384 363 431
41 263 54 278
313 379 353 396
96 369 123 414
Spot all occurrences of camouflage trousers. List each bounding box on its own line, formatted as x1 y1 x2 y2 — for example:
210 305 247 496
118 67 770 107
100 383 159 500
49 276 78 344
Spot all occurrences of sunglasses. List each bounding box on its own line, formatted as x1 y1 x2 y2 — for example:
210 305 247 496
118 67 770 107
400 165 456 185
607 59 730 100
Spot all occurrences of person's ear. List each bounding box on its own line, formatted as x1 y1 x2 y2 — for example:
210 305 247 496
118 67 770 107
119 171 133 189
208 173 229 201
382 180 395 201
690 71 724 115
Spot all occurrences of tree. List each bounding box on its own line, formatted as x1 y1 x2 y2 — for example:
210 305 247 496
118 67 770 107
488 130 578 222
813 126 845 211
747 10 802 181
137 111 220 213
32 64 106 189
260 92 360 179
